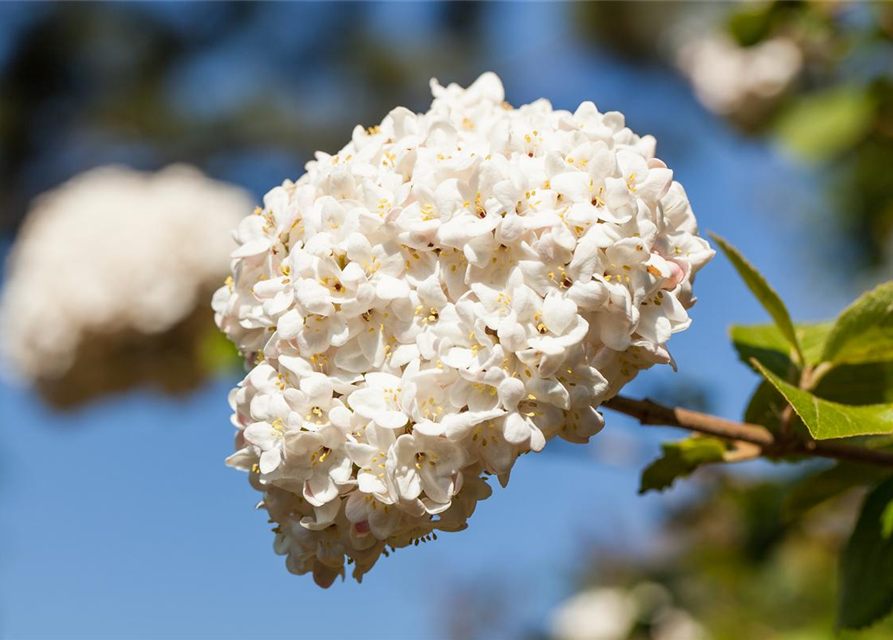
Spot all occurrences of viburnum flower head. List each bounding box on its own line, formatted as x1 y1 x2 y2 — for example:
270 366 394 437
0 164 251 403
215 72 713 586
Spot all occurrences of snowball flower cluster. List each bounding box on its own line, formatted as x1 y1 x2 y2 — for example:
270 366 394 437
215 73 713 586
676 34 802 124
0 165 251 385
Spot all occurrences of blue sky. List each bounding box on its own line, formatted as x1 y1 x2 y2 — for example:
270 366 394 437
0 3 863 639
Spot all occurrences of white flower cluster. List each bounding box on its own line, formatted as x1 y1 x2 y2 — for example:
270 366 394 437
550 584 709 640
0 165 252 382
215 73 713 586
676 34 802 122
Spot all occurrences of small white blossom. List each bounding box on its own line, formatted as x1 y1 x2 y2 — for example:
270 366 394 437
217 73 713 585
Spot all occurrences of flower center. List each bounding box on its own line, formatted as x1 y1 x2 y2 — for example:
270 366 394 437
311 447 331 466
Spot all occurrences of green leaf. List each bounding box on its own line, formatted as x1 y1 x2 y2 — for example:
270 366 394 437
711 233 803 363
731 323 831 381
785 463 891 521
777 86 874 161
727 4 775 47
800 322 836 366
883 503 893 540
814 361 893 405
754 360 893 440
198 328 243 375
731 324 797 378
744 380 811 439
745 381 787 432
743 379 813 446
732 322 893 405
729 322 831 378
838 478 893 630
639 437 728 494
822 282 893 366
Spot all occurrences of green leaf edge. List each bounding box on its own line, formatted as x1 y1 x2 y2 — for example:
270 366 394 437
822 282 893 366
710 232 804 364
837 478 893 630
638 437 728 495
753 359 893 441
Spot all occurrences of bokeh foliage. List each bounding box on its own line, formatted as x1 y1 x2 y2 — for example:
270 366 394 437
576 1 893 271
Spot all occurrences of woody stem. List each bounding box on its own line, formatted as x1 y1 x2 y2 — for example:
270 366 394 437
603 395 893 468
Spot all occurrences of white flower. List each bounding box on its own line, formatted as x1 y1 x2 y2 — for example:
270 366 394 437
345 423 399 499
243 419 290 475
550 588 638 640
549 583 710 640
281 427 352 506
217 72 712 585
676 32 802 123
388 431 468 508
0 164 251 404
347 372 409 429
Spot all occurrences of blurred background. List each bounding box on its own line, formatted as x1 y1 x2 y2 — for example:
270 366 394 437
1 2 892 639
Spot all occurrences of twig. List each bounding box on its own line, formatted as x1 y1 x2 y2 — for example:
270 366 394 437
603 395 893 469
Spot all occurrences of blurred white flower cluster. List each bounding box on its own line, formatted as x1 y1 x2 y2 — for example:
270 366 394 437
550 583 709 640
0 165 250 385
215 73 712 586
676 34 802 124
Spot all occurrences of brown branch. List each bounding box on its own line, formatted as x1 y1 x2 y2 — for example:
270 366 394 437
603 395 893 469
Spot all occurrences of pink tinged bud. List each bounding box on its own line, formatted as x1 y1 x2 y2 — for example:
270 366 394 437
355 521 371 535
664 260 685 290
